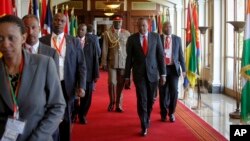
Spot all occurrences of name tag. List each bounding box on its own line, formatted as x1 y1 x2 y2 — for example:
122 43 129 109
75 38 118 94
59 58 64 67
1 118 26 141
164 49 171 58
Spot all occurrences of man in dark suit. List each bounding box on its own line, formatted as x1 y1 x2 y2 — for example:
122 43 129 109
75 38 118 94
22 14 59 71
124 17 166 136
76 23 99 124
159 21 186 122
40 13 87 141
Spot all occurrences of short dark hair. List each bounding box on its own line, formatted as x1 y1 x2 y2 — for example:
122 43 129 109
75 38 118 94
22 14 39 22
137 17 147 24
87 24 93 33
0 15 26 34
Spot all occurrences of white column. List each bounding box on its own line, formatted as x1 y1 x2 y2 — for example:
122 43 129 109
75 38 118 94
209 0 223 92
175 4 183 37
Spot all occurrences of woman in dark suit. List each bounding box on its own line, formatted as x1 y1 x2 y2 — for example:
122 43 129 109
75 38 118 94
0 15 66 141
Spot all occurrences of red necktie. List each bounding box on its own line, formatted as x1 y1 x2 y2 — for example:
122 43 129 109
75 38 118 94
142 35 148 55
165 36 171 65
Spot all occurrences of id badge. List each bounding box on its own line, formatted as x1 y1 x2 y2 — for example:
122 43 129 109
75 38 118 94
164 49 171 58
1 118 26 141
59 58 64 67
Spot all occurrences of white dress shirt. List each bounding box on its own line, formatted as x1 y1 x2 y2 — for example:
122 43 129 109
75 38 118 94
51 32 66 81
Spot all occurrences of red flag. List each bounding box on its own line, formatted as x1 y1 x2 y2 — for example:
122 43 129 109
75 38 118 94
40 0 47 32
0 0 13 17
64 5 69 35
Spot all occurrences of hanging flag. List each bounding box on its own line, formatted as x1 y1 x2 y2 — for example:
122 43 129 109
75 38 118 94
70 8 78 37
151 15 157 33
43 0 52 35
0 0 14 58
240 0 250 123
185 0 200 87
148 16 152 32
40 0 47 32
0 0 13 17
64 5 70 35
157 15 162 34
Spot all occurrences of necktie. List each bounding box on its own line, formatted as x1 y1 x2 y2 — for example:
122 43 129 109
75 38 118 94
142 35 148 55
26 44 33 53
165 36 171 65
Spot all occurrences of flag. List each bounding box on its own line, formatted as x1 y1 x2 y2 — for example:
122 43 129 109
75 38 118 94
0 0 13 17
40 0 47 32
157 15 162 34
64 5 70 35
185 0 200 87
43 0 52 35
70 8 78 37
0 0 14 58
151 15 157 33
240 0 250 123
148 16 152 32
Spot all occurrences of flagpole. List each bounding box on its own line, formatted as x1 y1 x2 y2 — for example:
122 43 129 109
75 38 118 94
227 21 245 119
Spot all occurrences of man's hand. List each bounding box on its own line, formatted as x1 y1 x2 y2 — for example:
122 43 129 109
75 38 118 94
77 88 85 97
160 76 166 86
124 79 131 89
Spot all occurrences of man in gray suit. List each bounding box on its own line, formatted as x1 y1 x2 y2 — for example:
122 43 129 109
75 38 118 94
159 21 186 122
22 14 60 141
40 13 87 141
124 17 166 136
22 14 59 71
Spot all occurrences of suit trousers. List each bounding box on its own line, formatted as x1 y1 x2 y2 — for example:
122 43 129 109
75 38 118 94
159 65 179 117
134 77 157 129
59 81 72 141
79 82 94 120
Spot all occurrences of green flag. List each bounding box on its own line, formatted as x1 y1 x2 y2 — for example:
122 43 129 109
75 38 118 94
240 0 250 123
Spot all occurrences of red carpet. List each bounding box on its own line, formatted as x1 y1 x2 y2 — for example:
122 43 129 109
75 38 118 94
72 71 227 141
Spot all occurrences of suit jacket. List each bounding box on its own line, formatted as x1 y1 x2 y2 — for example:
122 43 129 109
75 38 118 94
102 28 130 69
160 34 186 76
125 32 166 83
38 42 59 72
40 34 87 101
79 34 100 82
87 34 101 57
0 50 66 141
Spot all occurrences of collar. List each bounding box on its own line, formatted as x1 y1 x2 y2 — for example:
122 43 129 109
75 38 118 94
52 32 65 40
163 34 172 39
25 41 39 53
140 31 148 37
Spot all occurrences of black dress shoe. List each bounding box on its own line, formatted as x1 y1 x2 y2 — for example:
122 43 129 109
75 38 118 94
107 104 114 112
141 128 148 136
115 108 124 113
161 117 166 122
169 114 175 122
79 117 87 124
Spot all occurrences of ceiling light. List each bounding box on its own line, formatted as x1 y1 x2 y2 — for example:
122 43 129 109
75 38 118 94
104 0 121 9
104 12 114 16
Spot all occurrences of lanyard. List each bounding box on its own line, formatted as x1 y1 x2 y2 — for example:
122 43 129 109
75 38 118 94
5 56 24 119
53 35 65 56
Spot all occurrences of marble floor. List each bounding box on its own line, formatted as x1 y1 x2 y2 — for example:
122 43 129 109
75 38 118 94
178 87 240 140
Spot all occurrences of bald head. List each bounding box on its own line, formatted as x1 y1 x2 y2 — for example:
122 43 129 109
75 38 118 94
162 21 172 35
52 13 66 34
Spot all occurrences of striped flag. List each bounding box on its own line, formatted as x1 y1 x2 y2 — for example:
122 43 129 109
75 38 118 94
43 0 52 35
185 0 200 87
148 16 152 32
240 0 250 123
0 0 13 17
157 15 162 34
64 5 70 35
0 0 14 58
151 15 157 33
70 8 78 37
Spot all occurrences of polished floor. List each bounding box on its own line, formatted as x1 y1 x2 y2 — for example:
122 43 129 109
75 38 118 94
178 86 240 140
